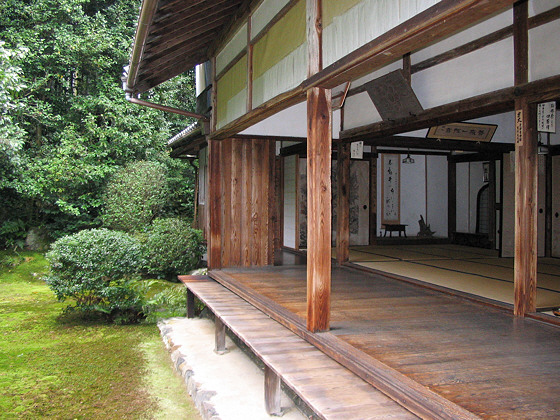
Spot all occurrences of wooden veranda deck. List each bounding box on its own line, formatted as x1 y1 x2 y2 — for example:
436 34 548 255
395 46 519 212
209 262 560 419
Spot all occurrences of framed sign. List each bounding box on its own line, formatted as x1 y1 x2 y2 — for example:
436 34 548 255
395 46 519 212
381 154 400 224
350 141 364 159
537 101 556 133
427 122 497 142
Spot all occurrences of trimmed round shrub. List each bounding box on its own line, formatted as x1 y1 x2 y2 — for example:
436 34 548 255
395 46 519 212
141 218 205 279
45 228 145 323
102 161 169 232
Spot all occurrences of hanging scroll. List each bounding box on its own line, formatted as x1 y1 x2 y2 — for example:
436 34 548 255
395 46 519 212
381 154 400 224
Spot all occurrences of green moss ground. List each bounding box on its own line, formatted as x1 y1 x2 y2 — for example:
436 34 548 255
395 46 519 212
0 251 199 419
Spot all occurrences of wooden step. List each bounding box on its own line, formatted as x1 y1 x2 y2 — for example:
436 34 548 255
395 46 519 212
180 276 417 420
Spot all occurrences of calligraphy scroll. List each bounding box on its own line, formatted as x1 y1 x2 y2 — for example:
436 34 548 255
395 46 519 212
381 153 400 224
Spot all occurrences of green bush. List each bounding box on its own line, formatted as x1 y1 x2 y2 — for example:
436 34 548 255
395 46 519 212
102 161 169 232
141 218 205 279
45 228 145 323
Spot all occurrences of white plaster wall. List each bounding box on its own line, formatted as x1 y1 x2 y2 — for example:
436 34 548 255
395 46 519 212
240 102 341 139
529 19 560 82
411 9 512 64
413 39 514 110
426 155 448 237
456 162 470 233
283 155 298 248
400 155 426 236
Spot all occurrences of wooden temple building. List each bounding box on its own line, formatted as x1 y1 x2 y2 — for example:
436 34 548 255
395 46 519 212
125 0 560 418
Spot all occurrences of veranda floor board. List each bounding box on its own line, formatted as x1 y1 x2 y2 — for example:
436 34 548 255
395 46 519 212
212 263 560 419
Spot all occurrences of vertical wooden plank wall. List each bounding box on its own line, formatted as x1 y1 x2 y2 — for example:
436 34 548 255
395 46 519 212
207 138 276 269
306 0 332 333
513 0 537 315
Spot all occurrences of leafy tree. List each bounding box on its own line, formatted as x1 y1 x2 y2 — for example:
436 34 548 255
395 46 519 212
102 161 169 232
0 0 198 243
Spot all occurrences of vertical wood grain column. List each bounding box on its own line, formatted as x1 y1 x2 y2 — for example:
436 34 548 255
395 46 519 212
448 159 456 239
369 155 377 245
336 142 350 264
514 98 537 315
306 0 331 332
488 160 497 249
513 0 537 315
208 139 222 269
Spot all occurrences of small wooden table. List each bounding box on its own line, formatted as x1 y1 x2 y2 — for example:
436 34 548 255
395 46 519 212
383 223 408 237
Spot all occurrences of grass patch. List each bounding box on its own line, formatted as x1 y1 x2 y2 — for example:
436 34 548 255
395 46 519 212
0 250 199 419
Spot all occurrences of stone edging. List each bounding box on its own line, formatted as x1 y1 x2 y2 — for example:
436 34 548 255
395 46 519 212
158 320 221 420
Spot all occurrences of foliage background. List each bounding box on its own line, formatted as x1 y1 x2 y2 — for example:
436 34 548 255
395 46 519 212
0 0 198 245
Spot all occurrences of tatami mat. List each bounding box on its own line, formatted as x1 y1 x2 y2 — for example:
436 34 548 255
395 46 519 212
345 244 560 310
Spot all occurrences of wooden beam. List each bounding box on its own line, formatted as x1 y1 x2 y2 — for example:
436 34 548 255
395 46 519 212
340 74 560 141
207 139 222 269
513 0 537 316
336 143 350 264
306 0 331 333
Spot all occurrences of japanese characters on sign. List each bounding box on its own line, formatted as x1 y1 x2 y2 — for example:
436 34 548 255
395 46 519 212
537 101 556 133
515 110 523 146
350 141 364 159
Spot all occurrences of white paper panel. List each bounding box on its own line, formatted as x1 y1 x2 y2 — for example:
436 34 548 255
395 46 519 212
252 0 291 39
217 88 247 130
252 42 307 107
216 24 247 75
323 0 438 67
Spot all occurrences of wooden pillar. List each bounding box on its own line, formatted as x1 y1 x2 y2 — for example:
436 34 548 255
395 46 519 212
214 317 227 354
369 155 377 245
488 160 497 249
306 0 331 333
208 139 222 269
514 98 538 315
336 143 350 264
545 143 552 257
264 365 282 415
448 160 457 240
513 0 537 315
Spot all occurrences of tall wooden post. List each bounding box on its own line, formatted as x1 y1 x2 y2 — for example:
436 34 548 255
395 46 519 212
488 160 496 249
369 155 377 245
208 139 222 270
513 0 537 315
306 0 331 332
336 143 350 264
448 160 456 240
